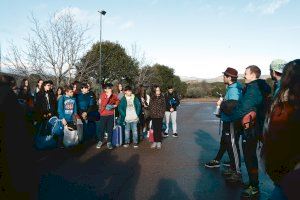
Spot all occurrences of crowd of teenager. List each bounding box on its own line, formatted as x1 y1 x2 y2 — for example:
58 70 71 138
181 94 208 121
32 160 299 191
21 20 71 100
204 59 300 199
1 59 299 199
1 76 181 150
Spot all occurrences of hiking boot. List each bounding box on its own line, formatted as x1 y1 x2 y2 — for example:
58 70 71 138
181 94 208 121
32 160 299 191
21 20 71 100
222 161 231 167
151 142 157 149
123 144 129 148
157 142 162 149
96 141 103 149
225 172 242 183
107 142 113 150
222 168 235 176
242 185 259 198
163 132 169 137
133 144 139 149
205 160 220 168
172 133 178 138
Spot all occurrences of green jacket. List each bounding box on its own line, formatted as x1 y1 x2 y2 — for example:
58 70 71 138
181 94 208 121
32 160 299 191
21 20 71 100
221 79 270 122
118 95 142 124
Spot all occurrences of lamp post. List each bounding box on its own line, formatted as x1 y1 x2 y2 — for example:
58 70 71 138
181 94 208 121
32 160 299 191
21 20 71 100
98 10 106 92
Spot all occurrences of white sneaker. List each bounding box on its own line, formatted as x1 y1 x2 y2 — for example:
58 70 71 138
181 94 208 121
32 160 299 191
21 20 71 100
151 142 157 149
133 144 139 149
123 144 129 148
96 141 103 149
157 142 162 149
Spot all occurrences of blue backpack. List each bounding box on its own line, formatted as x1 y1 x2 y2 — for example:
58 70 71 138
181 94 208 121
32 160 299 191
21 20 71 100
48 116 64 136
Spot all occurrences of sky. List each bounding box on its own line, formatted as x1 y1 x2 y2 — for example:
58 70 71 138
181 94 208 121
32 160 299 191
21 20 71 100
1 0 300 78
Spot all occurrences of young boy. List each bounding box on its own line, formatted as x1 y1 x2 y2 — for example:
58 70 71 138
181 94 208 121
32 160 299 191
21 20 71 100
58 85 78 127
76 83 95 141
118 86 141 148
96 83 120 150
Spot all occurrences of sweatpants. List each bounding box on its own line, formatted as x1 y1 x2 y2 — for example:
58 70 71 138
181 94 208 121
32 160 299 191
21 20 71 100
215 122 241 172
165 111 177 134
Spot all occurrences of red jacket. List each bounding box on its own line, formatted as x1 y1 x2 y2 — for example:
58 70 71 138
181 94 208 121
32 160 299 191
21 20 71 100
98 93 120 116
264 102 300 184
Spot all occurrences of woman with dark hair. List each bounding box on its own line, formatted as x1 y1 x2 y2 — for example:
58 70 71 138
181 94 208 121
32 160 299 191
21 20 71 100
263 59 300 199
148 85 166 149
56 87 64 101
136 85 151 139
35 79 43 94
34 80 57 123
18 78 32 103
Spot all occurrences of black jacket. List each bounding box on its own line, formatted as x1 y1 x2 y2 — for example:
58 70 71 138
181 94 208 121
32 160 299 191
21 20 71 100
34 91 56 120
165 92 180 111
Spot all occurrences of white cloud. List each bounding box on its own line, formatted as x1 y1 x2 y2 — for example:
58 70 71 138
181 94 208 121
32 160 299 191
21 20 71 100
120 21 135 30
246 0 290 15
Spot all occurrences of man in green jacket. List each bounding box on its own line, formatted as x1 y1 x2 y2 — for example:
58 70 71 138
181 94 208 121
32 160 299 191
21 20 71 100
118 86 142 148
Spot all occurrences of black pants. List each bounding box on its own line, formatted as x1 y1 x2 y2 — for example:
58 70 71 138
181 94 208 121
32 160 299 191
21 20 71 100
242 127 259 187
97 115 114 143
215 122 241 172
152 118 163 142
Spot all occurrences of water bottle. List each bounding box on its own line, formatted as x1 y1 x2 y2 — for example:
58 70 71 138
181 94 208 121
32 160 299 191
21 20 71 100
213 92 223 116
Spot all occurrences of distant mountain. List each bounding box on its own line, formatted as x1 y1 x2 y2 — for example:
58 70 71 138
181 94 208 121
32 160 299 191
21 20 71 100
180 74 270 83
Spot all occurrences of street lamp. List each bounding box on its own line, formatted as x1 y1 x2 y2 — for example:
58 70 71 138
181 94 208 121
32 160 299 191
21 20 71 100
98 10 106 92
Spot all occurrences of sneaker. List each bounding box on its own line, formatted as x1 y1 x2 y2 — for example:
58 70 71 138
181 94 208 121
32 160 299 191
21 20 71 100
151 142 157 149
157 142 162 149
123 144 129 148
225 172 242 183
242 185 259 198
107 142 113 150
205 160 220 168
133 144 139 149
222 161 231 167
172 133 178 138
96 141 103 149
163 132 169 137
222 168 235 176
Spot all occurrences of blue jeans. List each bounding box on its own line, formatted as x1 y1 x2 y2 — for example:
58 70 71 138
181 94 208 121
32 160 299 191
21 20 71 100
270 185 288 200
125 122 138 144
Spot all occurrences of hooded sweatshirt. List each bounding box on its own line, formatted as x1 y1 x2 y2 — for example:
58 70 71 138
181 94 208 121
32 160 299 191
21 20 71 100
58 95 77 122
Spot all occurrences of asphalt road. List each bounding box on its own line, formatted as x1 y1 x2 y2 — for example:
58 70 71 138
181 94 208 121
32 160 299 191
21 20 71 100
36 102 273 200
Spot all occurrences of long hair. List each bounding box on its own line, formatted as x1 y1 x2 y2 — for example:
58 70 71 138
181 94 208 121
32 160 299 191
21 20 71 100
274 59 300 111
20 78 30 89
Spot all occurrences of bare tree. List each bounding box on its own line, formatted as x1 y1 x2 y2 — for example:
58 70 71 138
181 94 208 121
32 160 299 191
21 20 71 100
5 10 89 86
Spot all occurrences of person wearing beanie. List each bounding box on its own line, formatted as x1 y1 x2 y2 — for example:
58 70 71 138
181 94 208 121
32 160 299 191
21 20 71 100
270 59 287 98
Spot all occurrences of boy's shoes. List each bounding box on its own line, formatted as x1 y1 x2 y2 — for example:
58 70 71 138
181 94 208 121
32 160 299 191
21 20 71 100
157 142 162 149
96 141 103 149
151 142 157 149
205 160 220 168
107 142 113 150
123 144 129 148
133 144 139 149
241 185 259 198
172 133 178 138
163 133 169 137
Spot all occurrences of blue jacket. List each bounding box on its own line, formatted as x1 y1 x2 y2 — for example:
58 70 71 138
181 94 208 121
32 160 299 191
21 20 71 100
221 79 270 122
224 82 243 101
76 92 95 114
58 95 77 122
